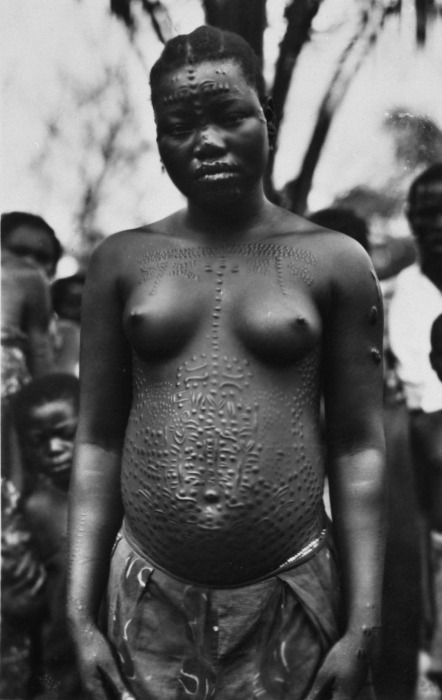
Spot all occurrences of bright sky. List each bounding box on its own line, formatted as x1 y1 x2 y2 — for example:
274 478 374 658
1 0 442 251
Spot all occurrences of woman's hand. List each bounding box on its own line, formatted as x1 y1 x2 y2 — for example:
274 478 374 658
305 631 375 700
71 620 135 700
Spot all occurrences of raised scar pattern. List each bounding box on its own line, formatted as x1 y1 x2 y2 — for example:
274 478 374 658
139 243 317 292
124 244 323 576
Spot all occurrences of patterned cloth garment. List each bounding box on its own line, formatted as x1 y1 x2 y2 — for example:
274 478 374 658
103 528 375 700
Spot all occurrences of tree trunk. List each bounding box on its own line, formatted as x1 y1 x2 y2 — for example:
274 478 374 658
282 0 390 215
203 0 267 61
271 0 322 137
265 0 323 196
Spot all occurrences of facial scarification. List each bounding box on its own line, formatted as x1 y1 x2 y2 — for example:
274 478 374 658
162 66 232 107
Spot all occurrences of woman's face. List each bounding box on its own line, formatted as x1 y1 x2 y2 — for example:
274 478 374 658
154 60 270 208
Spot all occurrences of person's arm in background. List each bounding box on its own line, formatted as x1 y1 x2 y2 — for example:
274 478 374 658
23 266 54 376
67 235 134 700
307 237 387 700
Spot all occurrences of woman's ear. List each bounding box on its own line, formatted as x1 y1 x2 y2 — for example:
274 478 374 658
261 97 277 148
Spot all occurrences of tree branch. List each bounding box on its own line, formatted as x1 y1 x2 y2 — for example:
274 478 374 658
203 0 267 60
282 0 390 214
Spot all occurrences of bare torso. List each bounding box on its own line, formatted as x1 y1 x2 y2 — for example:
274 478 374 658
119 228 329 584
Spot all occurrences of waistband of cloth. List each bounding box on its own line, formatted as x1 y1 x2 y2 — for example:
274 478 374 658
121 517 329 590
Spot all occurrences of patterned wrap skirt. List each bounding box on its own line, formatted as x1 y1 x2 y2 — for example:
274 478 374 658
103 525 375 700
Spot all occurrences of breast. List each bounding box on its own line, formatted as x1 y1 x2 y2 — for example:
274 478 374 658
123 282 204 361
232 284 322 365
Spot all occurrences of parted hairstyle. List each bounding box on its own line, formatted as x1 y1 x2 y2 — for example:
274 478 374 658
150 25 266 110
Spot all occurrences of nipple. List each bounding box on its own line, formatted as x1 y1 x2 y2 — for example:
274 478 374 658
129 308 144 322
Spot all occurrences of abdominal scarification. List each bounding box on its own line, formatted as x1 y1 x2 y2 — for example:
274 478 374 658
124 243 322 576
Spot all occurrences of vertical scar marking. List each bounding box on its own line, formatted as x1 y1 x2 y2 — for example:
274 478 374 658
369 306 378 325
370 348 382 364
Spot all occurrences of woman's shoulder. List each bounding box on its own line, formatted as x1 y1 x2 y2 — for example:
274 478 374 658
276 217 373 272
91 214 182 259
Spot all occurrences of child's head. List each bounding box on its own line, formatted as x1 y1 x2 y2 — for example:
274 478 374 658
1 211 62 279
430 314 442 383
51 273 86 323
12 374 79 491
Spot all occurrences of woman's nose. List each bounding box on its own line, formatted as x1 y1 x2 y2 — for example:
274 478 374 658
194 125 225 157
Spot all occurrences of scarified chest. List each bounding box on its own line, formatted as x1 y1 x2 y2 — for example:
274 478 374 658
123 242 321 365
120 242 325 584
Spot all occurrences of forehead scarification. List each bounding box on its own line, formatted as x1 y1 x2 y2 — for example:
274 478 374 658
158 60 253 109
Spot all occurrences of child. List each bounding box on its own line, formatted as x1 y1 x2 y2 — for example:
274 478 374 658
1 478 48 699
11 373 84 699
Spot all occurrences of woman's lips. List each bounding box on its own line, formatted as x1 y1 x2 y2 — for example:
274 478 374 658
195 162 239 180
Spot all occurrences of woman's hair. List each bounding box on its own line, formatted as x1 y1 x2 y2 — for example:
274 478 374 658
150 25 266 110
1 211 62 265
11 373 79 430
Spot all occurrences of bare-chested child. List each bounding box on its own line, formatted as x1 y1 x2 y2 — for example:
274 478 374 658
11 374 84 699
68 26 386 700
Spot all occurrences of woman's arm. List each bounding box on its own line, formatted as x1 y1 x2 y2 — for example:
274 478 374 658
67 235 134 700
308 237 387 700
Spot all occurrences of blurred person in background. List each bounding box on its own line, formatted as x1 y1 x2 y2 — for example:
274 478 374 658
1 226 54 488
7 374 84 700
428 312 442 688
51 273 85 376
308 207 370 252
1 478 48 700
389 163 442 688
309 206 422 700
1 212 62 281
430 314 442 383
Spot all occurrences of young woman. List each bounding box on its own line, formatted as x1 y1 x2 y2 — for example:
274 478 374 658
68 26 386 700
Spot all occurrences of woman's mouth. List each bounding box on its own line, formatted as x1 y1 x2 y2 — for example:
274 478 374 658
195 162 239 181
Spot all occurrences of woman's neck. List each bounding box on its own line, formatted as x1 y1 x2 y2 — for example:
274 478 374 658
183 192 279 245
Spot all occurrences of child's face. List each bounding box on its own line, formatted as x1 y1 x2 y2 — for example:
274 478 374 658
58 281 84 323
22 397 78 490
